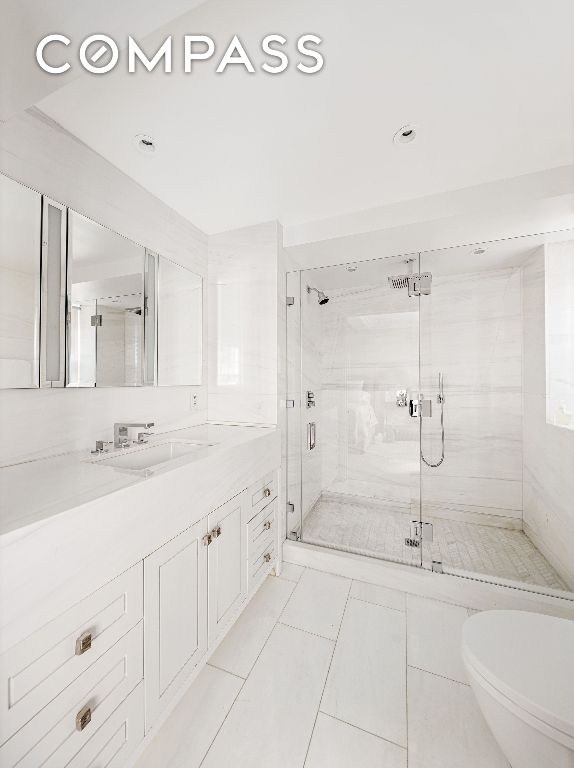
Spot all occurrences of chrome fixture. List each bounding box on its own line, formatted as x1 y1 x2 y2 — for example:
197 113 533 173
91 439 113 455
307 422 316 450
420 372 445 468
307 285 330 305
113 421 155 449
306 390 316 408
396 389 408 407
388 257 432 296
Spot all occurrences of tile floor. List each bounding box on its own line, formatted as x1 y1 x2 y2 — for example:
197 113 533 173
135 565 511 768
303 495 568 590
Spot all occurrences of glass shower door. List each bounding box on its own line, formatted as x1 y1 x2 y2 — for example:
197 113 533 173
287 253 426 567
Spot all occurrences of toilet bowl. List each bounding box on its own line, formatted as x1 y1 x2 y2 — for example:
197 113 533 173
462 610 574 768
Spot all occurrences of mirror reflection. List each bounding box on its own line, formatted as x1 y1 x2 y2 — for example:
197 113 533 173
0 175 41 389
67 212 145 387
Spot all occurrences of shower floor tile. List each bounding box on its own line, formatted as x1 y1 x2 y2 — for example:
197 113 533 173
302 496 568 591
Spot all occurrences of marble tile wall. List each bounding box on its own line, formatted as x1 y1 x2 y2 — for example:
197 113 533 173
419 266 524 526
317 266 524 527
0 110 208 465
522 247 574 589
207 221 281 426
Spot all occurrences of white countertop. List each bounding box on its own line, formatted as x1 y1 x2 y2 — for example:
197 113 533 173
0 423 278 537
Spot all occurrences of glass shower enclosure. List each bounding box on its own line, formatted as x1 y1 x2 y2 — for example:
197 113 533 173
285 231 574 598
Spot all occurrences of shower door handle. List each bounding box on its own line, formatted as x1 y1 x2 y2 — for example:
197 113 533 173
307 422 316 450
409 398 432 417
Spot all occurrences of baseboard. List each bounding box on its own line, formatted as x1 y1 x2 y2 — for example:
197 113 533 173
282 540 574 618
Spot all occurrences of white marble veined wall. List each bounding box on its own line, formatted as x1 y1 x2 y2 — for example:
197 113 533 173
320 287 420 511
317 266 524 528
419 266 524 526
208 221 281 426
522 247 574 588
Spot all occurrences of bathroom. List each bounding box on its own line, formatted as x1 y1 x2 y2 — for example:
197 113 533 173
0 1 573 767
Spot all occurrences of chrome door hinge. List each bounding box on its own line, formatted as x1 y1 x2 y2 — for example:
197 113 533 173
90 314 103 327
286 501 295 514
286 296 295 306
411 520 434 542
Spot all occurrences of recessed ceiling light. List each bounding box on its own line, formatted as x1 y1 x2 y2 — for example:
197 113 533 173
134 134 157 155
393 124 417 145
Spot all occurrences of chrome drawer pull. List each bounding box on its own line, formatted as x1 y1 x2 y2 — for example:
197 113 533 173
264 552 271 563
263 520 271 530
211 525 221 539
263 488 271 498
75 631 92 656
76 704 92 731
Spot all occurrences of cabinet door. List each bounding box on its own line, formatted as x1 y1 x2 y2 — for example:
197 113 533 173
207 493 247 644
144 518 208 731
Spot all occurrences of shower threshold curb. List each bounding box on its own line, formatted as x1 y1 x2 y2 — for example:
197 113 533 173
282 540 574 620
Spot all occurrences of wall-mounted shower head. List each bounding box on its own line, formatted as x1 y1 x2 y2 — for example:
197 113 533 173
307 285 330 305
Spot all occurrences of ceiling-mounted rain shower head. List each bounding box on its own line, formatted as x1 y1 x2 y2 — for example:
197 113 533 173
307 285 330 305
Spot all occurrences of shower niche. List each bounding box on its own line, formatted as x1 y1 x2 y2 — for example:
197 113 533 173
286 231 574 599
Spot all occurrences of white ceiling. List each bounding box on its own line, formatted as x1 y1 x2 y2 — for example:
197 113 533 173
32 0 574 234
0 0 208 120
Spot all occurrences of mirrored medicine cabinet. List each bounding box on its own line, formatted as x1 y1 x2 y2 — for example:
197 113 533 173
0 172 202 389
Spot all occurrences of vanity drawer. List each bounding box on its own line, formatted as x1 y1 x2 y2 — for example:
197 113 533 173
248 472 277 517
248 542 276 593
0 562 143 745
247 499 276 560
0 622 143 768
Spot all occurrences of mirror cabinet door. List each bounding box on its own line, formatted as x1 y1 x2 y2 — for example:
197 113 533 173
157 258 203 386
0 175 41 389
41 198 67 387
67 212 146 387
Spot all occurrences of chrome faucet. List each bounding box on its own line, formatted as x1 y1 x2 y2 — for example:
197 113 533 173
113 422 155 449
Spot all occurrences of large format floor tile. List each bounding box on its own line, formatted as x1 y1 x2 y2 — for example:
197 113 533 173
350 579 406 611
134 665 242 768
407 594 470 683
202 623 334 768
210 576 295 678
407 667 509 768
305 713 407 768
321 598 407 747
280 568 351 640
278 562 306 583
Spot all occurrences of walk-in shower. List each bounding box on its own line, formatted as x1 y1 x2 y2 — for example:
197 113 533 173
285 231 574 598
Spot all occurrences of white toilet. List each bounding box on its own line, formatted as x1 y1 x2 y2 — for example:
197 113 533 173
462 610 574 768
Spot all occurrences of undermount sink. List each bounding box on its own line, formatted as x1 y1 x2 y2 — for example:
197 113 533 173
91 440 207 473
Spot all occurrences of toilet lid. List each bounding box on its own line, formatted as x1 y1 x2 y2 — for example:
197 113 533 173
462 610 574 738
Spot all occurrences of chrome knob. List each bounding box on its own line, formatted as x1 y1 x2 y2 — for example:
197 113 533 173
75 631 92 656
264 552 271 563
263 520 271 530
76 704 92 731
263 488 271 498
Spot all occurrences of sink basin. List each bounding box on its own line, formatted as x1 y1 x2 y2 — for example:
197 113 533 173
91 441 206 473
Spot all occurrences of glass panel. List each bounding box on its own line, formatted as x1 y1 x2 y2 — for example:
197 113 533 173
419 232 574 594
144 251 158 385
0 174 41 388
67 210 145 387
290 254 423 565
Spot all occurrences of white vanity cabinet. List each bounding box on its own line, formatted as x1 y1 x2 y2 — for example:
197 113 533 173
143 517 209 731
207 493 248 644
